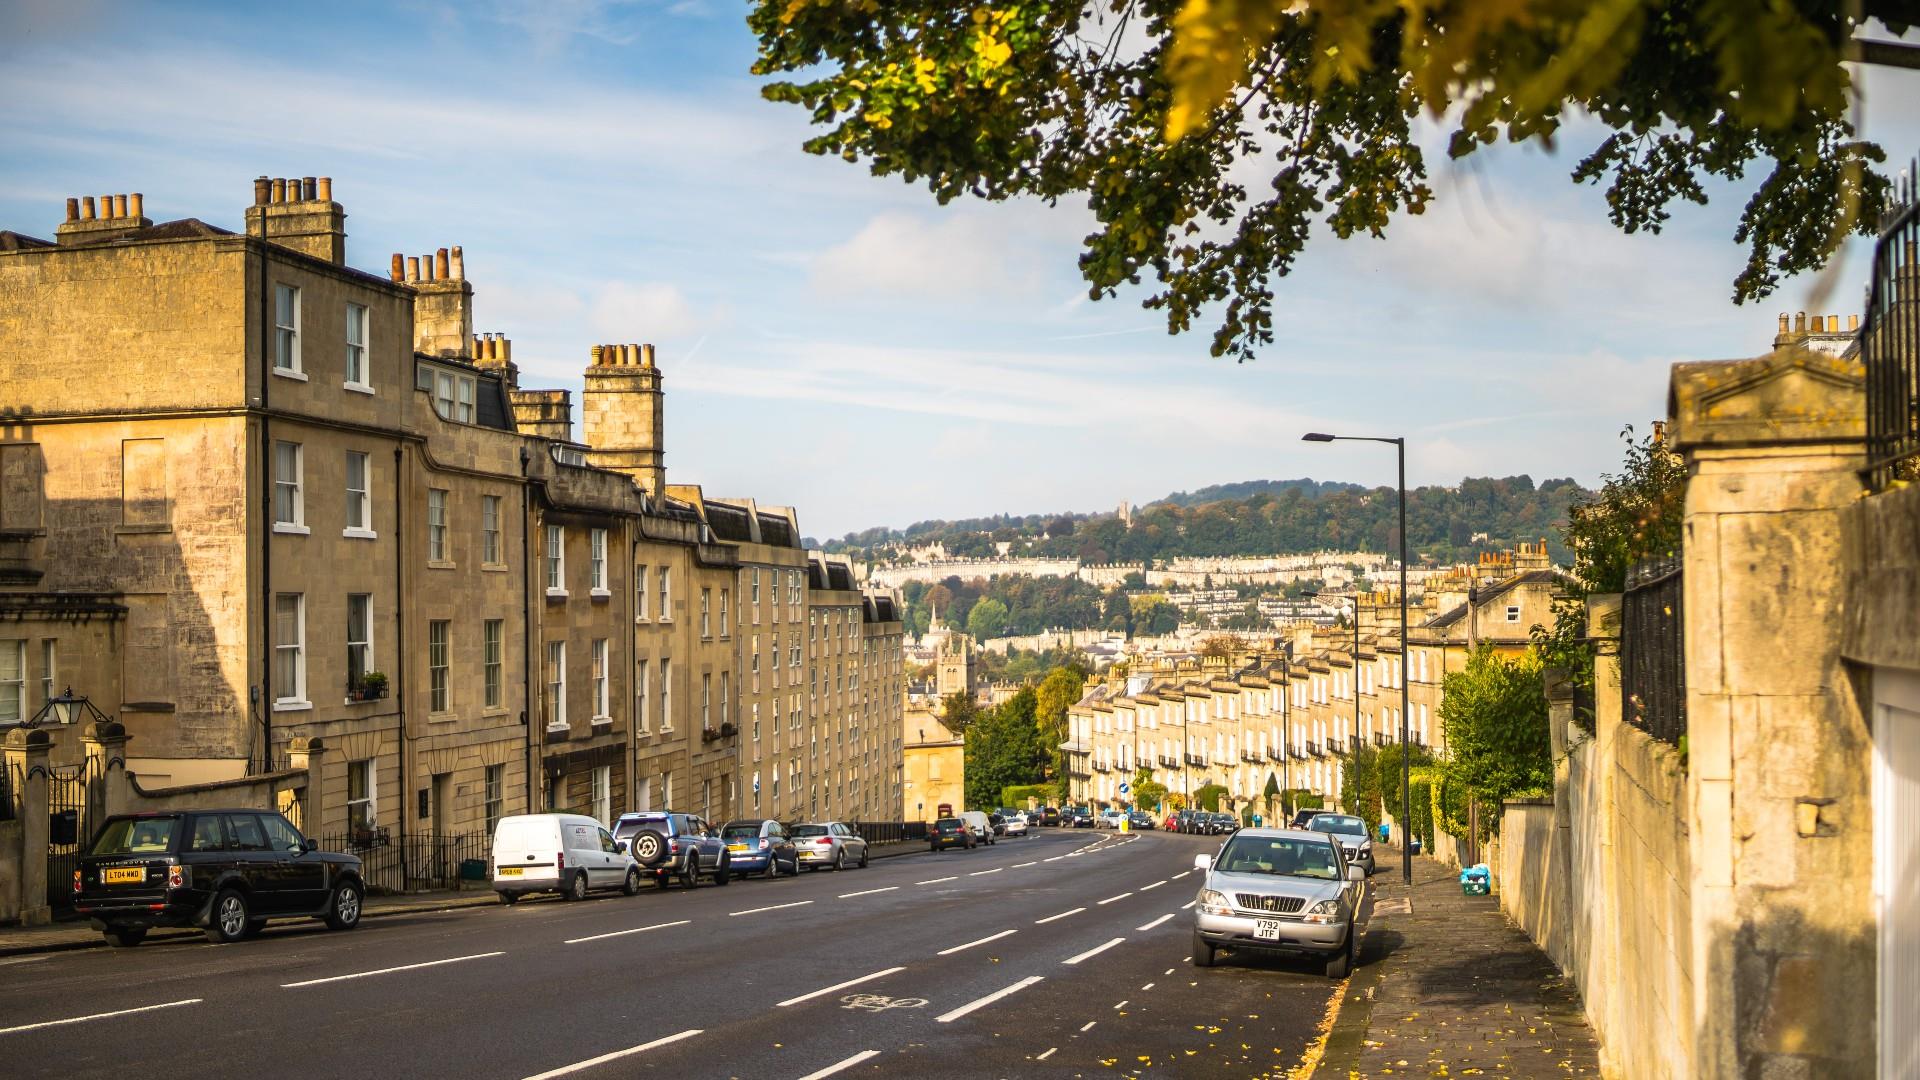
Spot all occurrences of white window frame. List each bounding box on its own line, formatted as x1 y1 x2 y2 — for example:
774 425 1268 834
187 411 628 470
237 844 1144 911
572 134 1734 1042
635 658 650 733
1506 604 1522 623
589 528 609 595
700 588 711 638
273 284 303 377
719 589 730 637
591 638 610 721
434 370 476 424
273 441 306 533
635 565 649 620
0 639 23 725
346 593 372 694
545 640 567 730
483 619 503 709
39 639 55 713
344 451 373 537
344 302 371 391
482 495 502 565
429 619 450 713
702 672 712 731
273 592 308 709
659 567 671 621
426 488 450 562
659 658 673 731
592 765 610 825
545 525 566 596
347 758 376 831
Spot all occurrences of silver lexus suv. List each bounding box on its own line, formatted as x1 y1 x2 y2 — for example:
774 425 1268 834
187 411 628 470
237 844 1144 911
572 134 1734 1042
1190 827 1366 977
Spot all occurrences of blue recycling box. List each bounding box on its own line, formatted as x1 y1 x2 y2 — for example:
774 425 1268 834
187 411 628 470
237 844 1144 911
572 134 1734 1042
1460 863 1492 896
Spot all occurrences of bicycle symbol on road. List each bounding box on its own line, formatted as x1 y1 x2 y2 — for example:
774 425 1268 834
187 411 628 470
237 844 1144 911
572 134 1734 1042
840 993 928 1012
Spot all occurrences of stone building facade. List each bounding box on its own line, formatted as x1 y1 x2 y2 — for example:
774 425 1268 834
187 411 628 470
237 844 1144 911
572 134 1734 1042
0 176 906 854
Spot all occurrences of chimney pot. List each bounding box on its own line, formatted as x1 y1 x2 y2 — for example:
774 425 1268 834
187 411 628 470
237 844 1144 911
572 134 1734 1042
1811 315 1824 333
1794 311 1807 333
390 253 405 281
642 343 656 368
81 196 96 220
483 335 495 360
316 177 331 202
271 178 287 204
435 248 450 280
472 335 483 359
112 194 127 219
423 254 436 283
301 177 316 201
253 176 271 206
64 198 78 223
406 256 420 282
591 345 606 365
128 192 143 219
1850 314 1860 331
450 245 463 280
1778 313 1789 333
98 195 114 219
500 337 510 361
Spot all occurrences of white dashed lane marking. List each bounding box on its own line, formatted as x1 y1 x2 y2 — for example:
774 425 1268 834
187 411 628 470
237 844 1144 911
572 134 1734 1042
838 886 898 899
565 920 690 944
1097 892 1133 905
916 876 958 886
937 929 1018 956
519 1029 702 1080
1136 913 1175 931
935 976 1045 1023
796 1049 882 1080
730 901 813 917
1062 937 1125 965
283 952 504 988
775 967 907 1008
1035 907 1085 924
0 999 203 1036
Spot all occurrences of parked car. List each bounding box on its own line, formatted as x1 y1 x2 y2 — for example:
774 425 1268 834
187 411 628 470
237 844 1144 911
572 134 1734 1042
74 809 366 947
988 812 1008 836
1025 810 1043 827
1289 809 1321 829
612 811 731 888
998 811 1030 837
1174 809 1198 834
1190 827 1366 977
1097 809 1125 829
792 821 870 870
959 810 998 844
1305 813 1375 873
492 813 642 903
1163 812 1180 831
1039 806 1062 826
929 817 976 851
1128 811 1156 830
1067 807 1095 828
1209 812 1240 835
719 818 799 878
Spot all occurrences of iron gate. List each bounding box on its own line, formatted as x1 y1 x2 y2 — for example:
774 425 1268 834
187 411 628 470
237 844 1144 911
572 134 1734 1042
45 758 101 911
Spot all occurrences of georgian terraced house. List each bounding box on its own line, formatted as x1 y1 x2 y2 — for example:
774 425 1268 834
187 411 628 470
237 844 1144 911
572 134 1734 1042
0 176 904 847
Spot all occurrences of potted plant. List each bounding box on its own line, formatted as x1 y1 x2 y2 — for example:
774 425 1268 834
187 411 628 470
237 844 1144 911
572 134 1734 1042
354 671 388 701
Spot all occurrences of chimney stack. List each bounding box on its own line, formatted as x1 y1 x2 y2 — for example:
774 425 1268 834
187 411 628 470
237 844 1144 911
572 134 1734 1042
246 173 347 264
55 188 154 245
408 243 476 359
581 341 666 495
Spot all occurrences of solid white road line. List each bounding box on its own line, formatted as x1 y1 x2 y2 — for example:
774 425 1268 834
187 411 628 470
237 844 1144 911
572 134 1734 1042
1079 1021 1098 1033
1097 892 1133 905
282 951 503 988
1013 861 1037 868
1062 937 1126 965
838 886 899 899
796 1049 882 1080
1172 870 1191 880
519 1028 703 1080
1035 907 1085 924
776 967 907 1008
916 875 958 885
1141 880 1166 891
0 998 202 1036
0 955 49 968
937 929 1018 956
935 975 1045 1023
730 900 813 917
1043 856 1065 862
1036 1047 1058 1061
565 920 690 944
969 868 1003 876
1136 913 1175 931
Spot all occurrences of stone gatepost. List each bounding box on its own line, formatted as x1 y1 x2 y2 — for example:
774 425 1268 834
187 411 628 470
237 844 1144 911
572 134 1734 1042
81 721 131 820
1668 347 1872 1078
4 729 53 926
286 737 325 834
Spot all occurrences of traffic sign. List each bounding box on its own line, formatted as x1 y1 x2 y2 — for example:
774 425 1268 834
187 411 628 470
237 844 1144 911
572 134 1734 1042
1118 782 1130 795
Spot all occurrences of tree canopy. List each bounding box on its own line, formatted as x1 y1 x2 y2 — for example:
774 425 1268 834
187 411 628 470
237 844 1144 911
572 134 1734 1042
964 687 1051 809
750 1 1899 361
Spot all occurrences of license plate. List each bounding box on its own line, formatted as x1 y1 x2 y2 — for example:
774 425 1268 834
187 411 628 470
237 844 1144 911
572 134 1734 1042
103 867 145 885
1254 919 1283 941
497 867 524 877
800 851 817 859
727 844 748 853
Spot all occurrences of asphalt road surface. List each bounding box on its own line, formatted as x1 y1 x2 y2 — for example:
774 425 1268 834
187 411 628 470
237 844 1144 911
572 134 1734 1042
0 828 1355 1079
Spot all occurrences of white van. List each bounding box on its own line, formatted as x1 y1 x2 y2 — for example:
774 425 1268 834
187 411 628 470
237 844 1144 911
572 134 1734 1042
958 810 997 846
491 813 641 903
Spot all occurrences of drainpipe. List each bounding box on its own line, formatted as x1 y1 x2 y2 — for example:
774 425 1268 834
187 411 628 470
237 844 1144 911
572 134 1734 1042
256 215 273 773
394 446 409 878
521 446 535 812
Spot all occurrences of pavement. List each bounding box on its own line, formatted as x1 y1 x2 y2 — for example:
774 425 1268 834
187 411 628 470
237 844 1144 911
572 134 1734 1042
0 827 1344 1079
1314 847 1602 1078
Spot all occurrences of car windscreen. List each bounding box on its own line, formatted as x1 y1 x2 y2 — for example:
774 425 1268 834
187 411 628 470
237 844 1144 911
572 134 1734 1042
720 823 762 839
90 816 179 855
933 818 963 828
1214 835 1342 880
1314 817 1367 836
792 825 829 837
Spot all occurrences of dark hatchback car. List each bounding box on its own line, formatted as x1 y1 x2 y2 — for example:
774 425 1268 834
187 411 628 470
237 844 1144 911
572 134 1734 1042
74 809 365 947
929 817 975 851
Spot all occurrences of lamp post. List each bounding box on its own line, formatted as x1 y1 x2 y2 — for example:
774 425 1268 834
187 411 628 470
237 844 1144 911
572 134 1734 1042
26 687 110 728
1304 431 1412 885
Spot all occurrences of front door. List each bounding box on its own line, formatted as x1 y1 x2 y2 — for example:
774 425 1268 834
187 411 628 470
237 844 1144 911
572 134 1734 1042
431 773 454 880
1875 668 1920 1080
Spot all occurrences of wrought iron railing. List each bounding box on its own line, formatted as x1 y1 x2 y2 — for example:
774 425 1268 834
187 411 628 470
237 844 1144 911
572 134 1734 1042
0 761 16 822
1621 555 1686 746
314 831 489 894
1865 164 1920 493
848 821 929 843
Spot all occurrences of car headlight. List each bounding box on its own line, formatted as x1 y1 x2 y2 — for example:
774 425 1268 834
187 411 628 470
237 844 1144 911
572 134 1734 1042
1303 898 1344 924
1359 841 1372 853
1195 888 1234 916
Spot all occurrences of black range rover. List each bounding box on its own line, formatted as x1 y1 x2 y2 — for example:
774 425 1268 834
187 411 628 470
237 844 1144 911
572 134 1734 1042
74 809 365 947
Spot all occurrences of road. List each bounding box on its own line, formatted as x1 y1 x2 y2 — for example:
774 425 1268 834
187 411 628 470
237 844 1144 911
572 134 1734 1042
0 828 1355 1079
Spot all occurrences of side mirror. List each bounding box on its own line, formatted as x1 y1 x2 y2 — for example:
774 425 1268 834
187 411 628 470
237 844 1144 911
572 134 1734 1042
1193 853 1213 872
302 838 318 853
1347 864 1366 881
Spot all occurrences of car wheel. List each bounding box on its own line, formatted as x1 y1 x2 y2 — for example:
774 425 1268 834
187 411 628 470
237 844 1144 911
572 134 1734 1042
1191 930 1217 969
325 879 364 930
622 868 642 896
631 831 664 865
714 854 731 886
498 891 519 905
677 853 699 889
858 846 869 869
566 870 590 902
205 888 250 944
1325 929 1355 979
833 847 846 871
104 926 147 948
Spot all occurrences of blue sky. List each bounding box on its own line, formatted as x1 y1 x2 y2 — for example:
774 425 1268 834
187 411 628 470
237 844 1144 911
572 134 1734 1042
5 1 1918 541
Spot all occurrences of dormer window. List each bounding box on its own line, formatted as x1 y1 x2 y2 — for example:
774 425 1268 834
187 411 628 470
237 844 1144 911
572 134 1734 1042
434 370 475 423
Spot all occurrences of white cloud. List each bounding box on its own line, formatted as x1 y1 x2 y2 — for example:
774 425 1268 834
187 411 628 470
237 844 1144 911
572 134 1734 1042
811 212 1034 300
589 281 706 340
